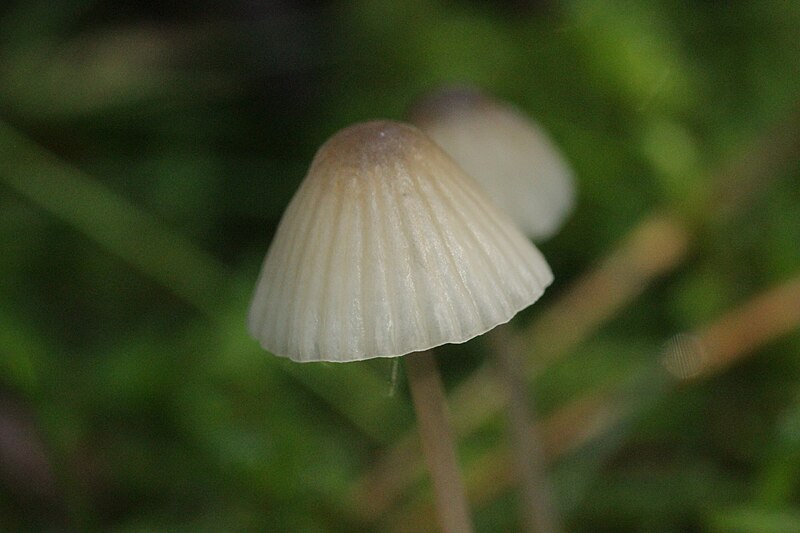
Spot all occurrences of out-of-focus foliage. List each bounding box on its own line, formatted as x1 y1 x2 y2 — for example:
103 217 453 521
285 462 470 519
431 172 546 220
0 0 799 531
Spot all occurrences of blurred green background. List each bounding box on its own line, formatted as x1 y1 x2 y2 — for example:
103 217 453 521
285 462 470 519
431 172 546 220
1 0 799 531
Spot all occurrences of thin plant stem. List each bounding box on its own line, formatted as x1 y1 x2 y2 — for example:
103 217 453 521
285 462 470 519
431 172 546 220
388 358 400 396
405 350 474 533
489 327 560 533
663 274 800 380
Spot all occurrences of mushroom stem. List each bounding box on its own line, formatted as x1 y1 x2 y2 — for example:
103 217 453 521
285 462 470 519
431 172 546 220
489 327 560 533
405 350 474 533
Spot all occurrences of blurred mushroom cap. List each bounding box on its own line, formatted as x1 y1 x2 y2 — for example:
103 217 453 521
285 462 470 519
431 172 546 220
248 121 553 362
409 85 575 241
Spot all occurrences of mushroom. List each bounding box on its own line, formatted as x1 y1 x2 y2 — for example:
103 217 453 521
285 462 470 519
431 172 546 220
410 86 575 533
248 120 553 533
408 85 575 241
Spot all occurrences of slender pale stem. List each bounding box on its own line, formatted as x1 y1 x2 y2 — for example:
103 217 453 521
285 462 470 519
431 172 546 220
489 327 560 533
405 350 474 533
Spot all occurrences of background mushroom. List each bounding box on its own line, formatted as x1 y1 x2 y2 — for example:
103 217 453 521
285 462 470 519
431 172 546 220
409 84 575 242
410 85 576 533
248 120 553 532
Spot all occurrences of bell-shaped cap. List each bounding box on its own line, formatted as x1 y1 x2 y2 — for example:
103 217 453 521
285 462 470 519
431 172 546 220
248 121 553 362
409 85 575 241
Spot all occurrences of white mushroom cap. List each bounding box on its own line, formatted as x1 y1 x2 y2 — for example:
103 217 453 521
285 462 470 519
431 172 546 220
409 86 575 241
248 121 553 362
